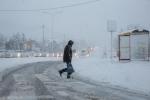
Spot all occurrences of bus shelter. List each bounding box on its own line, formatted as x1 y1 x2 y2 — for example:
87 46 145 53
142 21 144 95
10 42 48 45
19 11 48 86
118 29 149 61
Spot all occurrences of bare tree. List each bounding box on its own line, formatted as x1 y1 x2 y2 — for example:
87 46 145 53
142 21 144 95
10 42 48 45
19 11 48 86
5 33 27 51
0 34 6 50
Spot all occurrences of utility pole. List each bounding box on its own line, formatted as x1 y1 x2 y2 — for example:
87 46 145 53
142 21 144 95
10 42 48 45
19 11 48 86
63 33 66 46
51 15 54 53
110 31 113 60
42 24 45 52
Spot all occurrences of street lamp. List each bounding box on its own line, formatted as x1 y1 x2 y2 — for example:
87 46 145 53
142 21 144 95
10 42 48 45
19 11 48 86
42 11 62 53
41 11 63 54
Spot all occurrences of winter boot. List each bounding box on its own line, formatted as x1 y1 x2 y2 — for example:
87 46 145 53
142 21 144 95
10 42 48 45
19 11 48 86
67 73 71 79
58 70 62 77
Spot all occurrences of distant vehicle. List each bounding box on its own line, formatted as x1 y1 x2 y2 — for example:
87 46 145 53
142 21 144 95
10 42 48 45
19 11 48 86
79 49 90 57
53 52 63 57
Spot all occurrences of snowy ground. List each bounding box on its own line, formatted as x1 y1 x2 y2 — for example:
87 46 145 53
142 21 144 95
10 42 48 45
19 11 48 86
0 61 149 100
0 57 61 81
0 57 60 72
73 56 150 95
0 52 150 96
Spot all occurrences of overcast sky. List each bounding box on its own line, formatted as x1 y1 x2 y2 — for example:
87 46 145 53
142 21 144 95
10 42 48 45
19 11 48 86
0 0 150 47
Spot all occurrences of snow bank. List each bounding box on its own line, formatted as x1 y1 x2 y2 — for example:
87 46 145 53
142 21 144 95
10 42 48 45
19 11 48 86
73 57 150 94
0 57 60 81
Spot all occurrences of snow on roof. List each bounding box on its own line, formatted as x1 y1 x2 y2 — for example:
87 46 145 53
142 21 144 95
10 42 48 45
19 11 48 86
119 29 149 36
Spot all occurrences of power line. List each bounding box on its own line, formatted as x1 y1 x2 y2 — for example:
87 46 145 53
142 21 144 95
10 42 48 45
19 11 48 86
47 0 100 10
0 0 100 12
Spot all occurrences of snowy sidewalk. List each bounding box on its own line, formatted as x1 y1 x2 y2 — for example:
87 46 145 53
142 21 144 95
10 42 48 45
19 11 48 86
73 57 150 95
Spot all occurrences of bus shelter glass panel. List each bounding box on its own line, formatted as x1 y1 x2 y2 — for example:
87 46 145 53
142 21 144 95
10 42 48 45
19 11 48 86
120 36 130 60
130 34 149 60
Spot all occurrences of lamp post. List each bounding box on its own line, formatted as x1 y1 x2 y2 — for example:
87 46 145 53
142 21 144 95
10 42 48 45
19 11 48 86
42 11 62 53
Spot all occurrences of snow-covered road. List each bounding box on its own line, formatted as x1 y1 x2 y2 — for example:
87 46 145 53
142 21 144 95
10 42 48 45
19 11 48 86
0 61 149 100
0 57 59 72
0 57 60 81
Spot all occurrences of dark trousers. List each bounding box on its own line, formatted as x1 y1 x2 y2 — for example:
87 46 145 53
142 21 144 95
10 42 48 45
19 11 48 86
59 62 74 78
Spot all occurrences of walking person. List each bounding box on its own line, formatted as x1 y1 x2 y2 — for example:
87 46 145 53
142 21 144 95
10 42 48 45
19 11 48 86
59 40 75 79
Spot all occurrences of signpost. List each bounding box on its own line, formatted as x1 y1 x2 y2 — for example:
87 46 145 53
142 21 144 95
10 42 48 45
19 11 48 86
107 20 117 61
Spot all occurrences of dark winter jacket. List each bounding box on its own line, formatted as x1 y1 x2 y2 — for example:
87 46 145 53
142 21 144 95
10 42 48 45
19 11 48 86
63 40 73 63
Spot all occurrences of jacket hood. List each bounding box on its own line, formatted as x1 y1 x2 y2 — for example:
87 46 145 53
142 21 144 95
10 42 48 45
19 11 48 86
68 40 74 46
